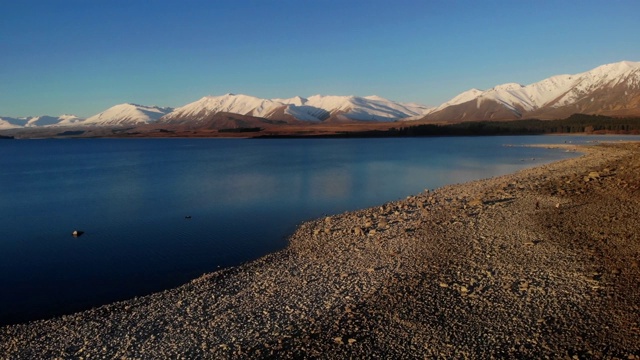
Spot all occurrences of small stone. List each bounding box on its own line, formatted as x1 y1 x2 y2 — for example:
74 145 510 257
468 199 483 207
353 227 364 236
333 337 344 345
347 338 356 345
439 282 449 288
592 273 603 281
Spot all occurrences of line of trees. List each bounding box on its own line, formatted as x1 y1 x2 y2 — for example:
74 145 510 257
219 127 263 133
255 113 640 139
385 114 640 137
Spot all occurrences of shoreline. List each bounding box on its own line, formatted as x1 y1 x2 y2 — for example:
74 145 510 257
1 142 640 358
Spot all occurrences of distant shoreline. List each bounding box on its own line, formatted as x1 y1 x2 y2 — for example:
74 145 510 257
2 129 637 140
2 113 640 139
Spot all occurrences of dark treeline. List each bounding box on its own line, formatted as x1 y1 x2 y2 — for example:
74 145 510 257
219 127 263 133
326 114 640 138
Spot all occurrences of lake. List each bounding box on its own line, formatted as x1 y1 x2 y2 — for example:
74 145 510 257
0 135 634 325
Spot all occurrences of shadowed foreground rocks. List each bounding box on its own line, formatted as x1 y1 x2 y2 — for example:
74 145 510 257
1 142 640 359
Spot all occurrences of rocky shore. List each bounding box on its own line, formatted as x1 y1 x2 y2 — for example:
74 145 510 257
2 142 640 359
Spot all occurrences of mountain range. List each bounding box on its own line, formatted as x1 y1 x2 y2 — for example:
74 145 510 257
421 60 640 122
2 60 639 130
0 115 83 130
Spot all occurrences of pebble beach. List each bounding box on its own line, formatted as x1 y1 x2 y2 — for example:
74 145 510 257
1 142 639 359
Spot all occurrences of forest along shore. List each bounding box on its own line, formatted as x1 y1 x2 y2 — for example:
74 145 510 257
1 142 639 358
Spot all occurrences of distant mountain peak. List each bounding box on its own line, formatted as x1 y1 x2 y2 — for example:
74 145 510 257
0 114 86 129
592 60 640 72
420 60 640 121
490 83 524 91
159 93 433 124
83 103 174 126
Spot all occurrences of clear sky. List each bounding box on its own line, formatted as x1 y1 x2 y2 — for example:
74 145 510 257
1 0 639 117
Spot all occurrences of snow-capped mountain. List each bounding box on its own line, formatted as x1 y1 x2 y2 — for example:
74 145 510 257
4 60 640 132
0 114 85 129
158 93 433 124
25 115 84 127
0 116 26 129
300 95 432 122
54 114 85 126
419 60 640 121
83 103 174 126
158 94 288 124
158 61 640 126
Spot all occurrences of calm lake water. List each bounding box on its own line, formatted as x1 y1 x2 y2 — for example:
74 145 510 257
0 135 635 325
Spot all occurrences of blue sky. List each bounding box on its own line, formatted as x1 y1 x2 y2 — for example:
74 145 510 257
1 0 639 117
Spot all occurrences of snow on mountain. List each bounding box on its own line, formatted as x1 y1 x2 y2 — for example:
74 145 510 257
273 96 306 107
0 114 85 129
308 94 432 121
84 104 173 126
25 116 60 127
422 60 640 121
547 61 640 108
178 94 280 118
55 114 85 126
430 88 484 113
0 120 17 130
284 105 330 121
160 93 433 124
0 116 27 129
159 94 288 124
25 115 86 127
